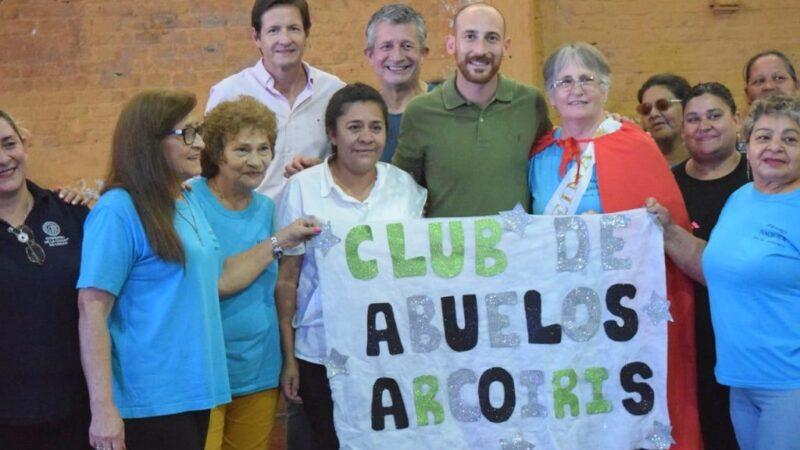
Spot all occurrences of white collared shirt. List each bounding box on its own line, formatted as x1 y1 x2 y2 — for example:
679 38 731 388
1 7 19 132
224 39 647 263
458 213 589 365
206 60 345 200
275 159 427 363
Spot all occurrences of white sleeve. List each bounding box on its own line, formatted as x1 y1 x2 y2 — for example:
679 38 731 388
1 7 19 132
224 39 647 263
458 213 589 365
275 178 306 256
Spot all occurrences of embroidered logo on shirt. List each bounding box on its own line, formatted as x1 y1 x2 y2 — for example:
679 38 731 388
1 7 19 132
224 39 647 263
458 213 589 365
42 221 69 247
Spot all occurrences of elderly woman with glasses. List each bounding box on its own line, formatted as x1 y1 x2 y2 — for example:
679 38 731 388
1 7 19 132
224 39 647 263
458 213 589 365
0 110 91 449
648 93 800 450
528 42 702 449
636 73 693 166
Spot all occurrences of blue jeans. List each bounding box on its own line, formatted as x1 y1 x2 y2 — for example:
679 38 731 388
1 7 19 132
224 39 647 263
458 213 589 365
729 387 800 450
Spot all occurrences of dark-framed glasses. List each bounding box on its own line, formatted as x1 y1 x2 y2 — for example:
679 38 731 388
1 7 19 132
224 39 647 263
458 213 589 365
7 224 46 266
636 98 682 116
169 124 204 145
550 74 601 92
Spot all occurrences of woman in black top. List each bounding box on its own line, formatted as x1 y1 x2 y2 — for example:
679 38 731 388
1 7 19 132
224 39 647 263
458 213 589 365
0 110 91 449
671 82 747 450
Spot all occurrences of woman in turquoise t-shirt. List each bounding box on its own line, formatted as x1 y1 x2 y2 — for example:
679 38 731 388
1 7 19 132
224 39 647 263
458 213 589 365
197 97 319 450
648 93 800 450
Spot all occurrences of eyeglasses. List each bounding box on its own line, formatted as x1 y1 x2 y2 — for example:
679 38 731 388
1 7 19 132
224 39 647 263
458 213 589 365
550 75 602 92
169 124 204 145
7 224 46 266
636 98 682 116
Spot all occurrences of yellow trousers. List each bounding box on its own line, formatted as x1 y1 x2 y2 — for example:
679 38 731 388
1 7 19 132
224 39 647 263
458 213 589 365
205 389 279 450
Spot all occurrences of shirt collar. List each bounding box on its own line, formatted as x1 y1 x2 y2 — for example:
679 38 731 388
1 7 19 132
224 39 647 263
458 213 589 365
26 179 49 205
320 157 385 204
252 59 315 94
442 72 512 110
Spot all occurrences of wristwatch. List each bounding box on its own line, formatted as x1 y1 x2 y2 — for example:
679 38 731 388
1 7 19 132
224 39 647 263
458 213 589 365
270 236 284 259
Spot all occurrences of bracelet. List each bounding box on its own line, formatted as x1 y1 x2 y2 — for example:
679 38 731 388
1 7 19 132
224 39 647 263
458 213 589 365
270 236 284 259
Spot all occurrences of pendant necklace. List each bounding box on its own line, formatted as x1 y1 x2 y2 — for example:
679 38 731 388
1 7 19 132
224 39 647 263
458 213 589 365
176 192 203 245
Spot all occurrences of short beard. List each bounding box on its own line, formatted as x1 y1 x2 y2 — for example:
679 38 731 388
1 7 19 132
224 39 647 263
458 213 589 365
456 55 500 85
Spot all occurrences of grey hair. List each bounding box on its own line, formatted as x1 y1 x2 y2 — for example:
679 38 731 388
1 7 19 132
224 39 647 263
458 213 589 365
365 4 427 50
543 42 612 93
742 93 800 142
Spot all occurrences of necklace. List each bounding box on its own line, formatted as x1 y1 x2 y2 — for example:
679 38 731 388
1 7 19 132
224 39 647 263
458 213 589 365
176 193 203 246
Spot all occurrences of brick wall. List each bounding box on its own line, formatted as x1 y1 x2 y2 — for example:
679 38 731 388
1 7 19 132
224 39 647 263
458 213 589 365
1 0 798 187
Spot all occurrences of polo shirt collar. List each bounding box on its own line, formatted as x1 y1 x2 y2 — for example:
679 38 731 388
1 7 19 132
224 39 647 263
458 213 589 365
26 179 49 206
442 72 513 110
252 59 315 94
319 157 386 204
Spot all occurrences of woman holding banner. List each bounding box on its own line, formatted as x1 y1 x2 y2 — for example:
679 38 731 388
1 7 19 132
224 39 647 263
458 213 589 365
648 93 800 450
275 83 426 449
671 82 746 450
528 42 702 448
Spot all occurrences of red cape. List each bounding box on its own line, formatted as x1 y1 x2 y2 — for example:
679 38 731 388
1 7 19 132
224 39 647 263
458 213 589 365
532 122 703 450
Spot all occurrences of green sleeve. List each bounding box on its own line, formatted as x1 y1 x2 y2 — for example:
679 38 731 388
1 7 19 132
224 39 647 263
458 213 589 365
392 103 426 187
534 90 553 140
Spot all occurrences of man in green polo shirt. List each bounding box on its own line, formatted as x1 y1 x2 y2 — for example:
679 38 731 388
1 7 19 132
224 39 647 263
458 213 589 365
392 2 551 218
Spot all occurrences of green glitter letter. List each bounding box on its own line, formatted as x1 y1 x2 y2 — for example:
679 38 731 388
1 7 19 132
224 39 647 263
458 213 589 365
345 225 377 280
413 375 445 426
552 369 580 418
475 219 507 277
429 221 465 278
584 367 612 415
387 223 426 278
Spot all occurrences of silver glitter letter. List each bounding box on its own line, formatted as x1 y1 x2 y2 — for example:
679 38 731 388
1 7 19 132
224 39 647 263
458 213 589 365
601 214 632 271
447 369 481 422
407 296 442 353
562 287 602 342
554 216 590 272
486 291 521 348
519 370 547 418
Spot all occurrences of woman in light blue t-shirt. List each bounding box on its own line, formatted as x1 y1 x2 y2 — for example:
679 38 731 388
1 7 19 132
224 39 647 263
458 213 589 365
196 96 319 450
648 94 800 450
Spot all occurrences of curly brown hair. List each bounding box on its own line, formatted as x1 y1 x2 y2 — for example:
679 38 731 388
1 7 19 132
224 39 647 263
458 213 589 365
202 96 277 179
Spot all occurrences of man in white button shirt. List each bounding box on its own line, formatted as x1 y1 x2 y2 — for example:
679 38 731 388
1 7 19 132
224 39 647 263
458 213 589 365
206 0 344 201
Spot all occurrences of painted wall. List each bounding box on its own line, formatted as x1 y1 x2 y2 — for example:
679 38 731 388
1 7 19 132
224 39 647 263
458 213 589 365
1 0 798 187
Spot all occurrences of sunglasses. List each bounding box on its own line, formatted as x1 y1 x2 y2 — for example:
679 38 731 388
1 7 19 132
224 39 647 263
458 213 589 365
168 124 204 145
636 98 682 116
7 224 46 266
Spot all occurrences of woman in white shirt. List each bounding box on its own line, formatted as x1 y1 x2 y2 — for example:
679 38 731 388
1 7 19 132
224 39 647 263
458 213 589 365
275 83 426 449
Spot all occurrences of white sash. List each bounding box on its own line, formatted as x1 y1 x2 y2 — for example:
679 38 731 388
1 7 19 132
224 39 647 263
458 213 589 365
543 145 596 216
543 118 622 216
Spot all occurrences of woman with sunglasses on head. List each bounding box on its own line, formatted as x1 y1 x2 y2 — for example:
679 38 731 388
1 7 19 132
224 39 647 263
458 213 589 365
671 82 746 450
647 93 800 450
529 42 702 449
637 73 692 166
194 96 319 450
77 89 230 450
0 110 91 449
275 83 426 449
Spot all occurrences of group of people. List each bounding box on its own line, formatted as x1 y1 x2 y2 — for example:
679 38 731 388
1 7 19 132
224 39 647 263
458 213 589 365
1 1 798 450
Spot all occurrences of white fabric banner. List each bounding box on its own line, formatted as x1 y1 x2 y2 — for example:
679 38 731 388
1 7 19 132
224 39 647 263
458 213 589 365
317 208 670 450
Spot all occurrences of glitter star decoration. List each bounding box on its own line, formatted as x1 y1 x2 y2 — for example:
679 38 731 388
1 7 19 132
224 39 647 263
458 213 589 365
499 203 534 238
646 421 676 449
645 291 674 326
500 431 535 450
307 221 341 256
322 347 349 377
